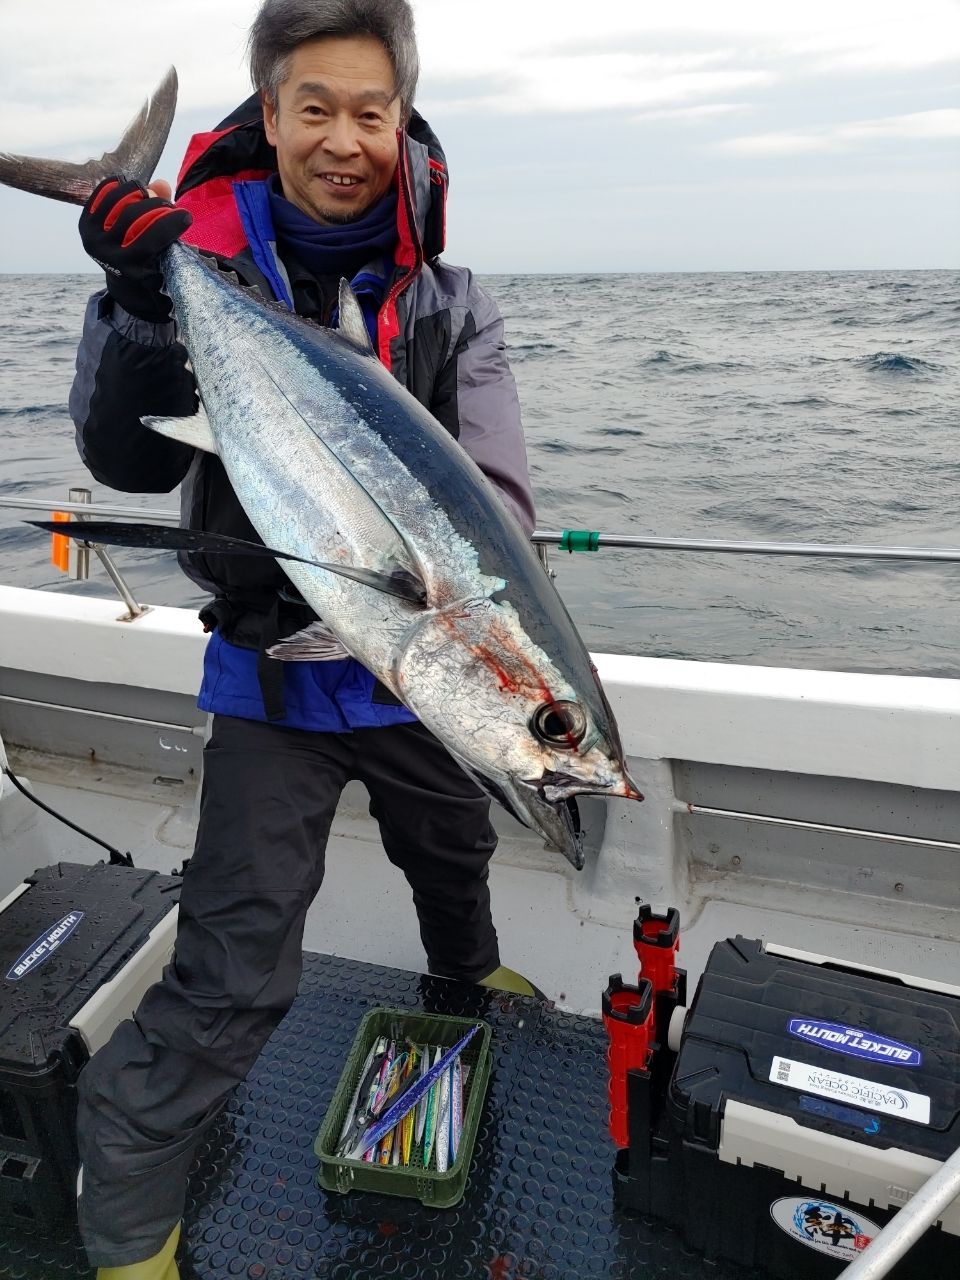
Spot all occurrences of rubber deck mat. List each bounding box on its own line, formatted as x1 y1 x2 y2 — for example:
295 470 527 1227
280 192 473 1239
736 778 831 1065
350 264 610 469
1 952 769 1280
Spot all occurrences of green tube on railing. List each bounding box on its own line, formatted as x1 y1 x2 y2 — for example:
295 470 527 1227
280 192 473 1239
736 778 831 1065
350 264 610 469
558 529 601 553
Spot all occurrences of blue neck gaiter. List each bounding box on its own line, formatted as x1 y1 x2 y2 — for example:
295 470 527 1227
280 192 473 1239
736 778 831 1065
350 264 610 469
267 175 399 283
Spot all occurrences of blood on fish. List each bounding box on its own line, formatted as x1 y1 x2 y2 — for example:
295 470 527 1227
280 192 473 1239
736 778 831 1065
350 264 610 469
473 643 522 694
436 608 542 698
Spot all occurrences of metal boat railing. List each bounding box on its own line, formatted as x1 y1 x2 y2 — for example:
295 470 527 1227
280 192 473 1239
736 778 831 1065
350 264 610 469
0 496 177 522
3 495 960 560
2 491 959 624
533 528 960 563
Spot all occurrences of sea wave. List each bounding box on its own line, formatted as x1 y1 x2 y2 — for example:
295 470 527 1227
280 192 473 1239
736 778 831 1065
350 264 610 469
0 403 67 418
855 352 939 375
3 267 958 675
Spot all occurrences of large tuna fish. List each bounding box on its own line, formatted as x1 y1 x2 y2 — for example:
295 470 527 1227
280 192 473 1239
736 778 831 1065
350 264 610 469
0 71 641 867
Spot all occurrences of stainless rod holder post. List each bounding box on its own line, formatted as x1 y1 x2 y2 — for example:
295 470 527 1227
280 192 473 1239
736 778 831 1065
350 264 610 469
67 488 91 580
65 488 148 621
838 1143 960 1278
92 547 149 621
536 542 553 578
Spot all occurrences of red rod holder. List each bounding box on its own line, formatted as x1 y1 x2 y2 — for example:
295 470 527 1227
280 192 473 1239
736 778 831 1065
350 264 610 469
602 975 654 1149
633 904 680 996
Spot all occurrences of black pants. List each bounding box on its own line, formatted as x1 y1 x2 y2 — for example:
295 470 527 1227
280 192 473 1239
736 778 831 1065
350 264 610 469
77 715 499 1266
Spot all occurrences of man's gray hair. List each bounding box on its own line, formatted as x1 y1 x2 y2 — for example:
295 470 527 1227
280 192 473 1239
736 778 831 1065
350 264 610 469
248 0 419 120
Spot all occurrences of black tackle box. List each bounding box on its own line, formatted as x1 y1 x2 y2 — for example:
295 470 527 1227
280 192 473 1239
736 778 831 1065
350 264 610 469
615 936 960 1279
0 862 180 1225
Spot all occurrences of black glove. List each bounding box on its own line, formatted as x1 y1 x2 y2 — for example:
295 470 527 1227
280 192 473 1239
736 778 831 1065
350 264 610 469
79 177 192 322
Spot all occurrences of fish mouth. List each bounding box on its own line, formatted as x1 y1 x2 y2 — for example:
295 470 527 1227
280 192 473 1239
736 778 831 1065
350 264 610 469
463 763 644 872
532 768 644 806
512 767 643 869
537 794 584 870
509 782 586 870
451 761 586 870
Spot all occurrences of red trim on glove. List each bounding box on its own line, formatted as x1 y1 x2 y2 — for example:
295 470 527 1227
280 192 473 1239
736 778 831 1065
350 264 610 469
88 178 122 217
120 206 180 248
103 189 146 231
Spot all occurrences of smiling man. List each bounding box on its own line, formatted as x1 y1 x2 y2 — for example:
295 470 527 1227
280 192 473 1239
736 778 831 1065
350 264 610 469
262 34 403 223
69 2 536 1277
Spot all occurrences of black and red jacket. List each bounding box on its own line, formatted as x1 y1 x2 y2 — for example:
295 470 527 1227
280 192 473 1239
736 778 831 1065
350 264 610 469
70 100 535 616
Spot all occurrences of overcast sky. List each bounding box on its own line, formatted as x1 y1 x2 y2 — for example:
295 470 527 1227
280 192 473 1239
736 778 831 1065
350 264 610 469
0 0 957 273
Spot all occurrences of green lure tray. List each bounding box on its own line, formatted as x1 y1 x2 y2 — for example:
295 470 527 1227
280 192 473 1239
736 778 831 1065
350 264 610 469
314 1006 492 1208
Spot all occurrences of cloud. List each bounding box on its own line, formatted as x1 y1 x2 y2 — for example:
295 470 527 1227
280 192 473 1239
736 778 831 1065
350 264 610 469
423 56 774 116
723 108 960 156
841 108 960 141
629 102 751 125
0 1 259 149
3 0 957 148
415 0 960 74
0 0 957 271
796 15 960 72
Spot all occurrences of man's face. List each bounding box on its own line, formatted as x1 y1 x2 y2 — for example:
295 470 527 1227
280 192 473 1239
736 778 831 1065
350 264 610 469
263 35 402 225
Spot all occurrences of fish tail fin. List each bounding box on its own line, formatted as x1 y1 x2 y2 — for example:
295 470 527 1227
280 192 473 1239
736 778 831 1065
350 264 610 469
0 67 178 206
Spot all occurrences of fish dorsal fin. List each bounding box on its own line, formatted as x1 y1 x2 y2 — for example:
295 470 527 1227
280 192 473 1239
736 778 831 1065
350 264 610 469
190 248 322 322
337 279 377 355
143 402 218 454
217 267 242 288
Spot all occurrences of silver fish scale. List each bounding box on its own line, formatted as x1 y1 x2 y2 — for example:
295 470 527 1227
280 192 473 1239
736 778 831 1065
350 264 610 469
152 243 636 863
165 246 505 678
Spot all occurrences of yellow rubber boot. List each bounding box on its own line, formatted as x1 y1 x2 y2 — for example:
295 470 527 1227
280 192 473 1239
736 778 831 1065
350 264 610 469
96 1223 181 1280
477 964 542 998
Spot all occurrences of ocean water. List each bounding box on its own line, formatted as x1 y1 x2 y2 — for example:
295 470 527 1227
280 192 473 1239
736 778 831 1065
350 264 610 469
0 269 957 675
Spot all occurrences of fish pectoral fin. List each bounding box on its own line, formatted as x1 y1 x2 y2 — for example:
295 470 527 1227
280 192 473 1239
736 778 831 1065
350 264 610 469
26 520 314 563
250 357 432 597
267 622 351 662
143 403 218 454
27 521 427 603
336 279 377 355
329 563 428 605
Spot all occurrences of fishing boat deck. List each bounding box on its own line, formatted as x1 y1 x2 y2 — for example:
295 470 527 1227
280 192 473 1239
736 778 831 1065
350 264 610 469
6 743 960 1020
2 586 960 1277
0 749 955 1280
3 949 769 1280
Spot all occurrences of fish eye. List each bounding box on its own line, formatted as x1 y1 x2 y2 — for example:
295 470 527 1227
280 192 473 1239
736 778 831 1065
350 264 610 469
531 700 587 747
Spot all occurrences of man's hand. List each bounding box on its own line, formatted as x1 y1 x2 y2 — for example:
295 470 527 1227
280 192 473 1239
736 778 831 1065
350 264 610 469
79 177 192 321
